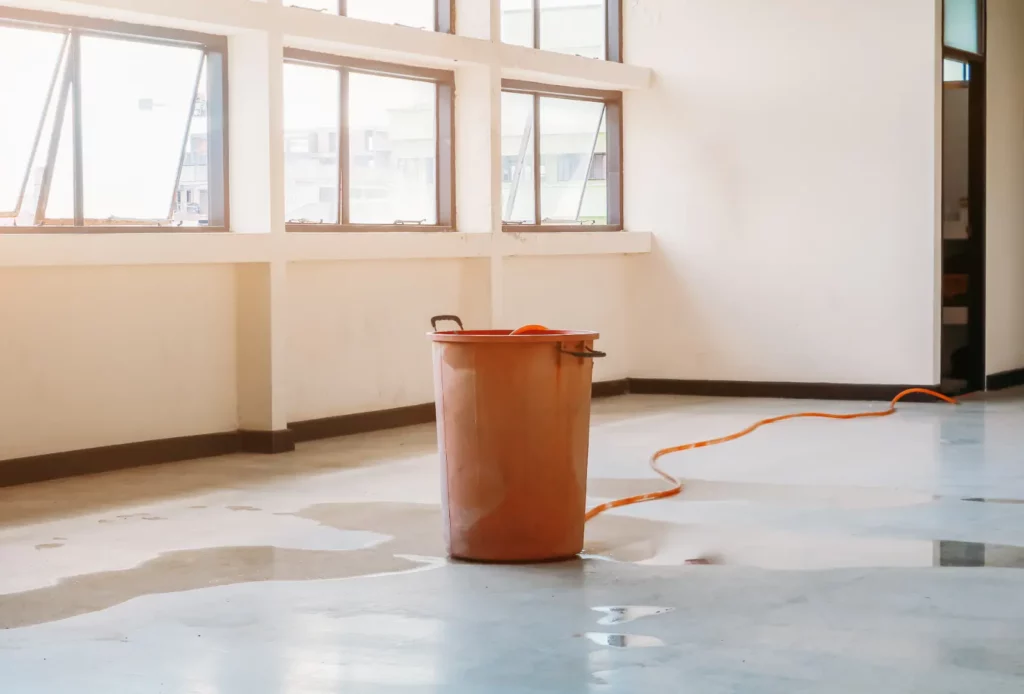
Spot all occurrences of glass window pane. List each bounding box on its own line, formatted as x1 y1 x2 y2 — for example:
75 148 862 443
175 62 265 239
348 73 436 225
539 0 605 59
284 0 339 12
943 58 968 82
79 37 203 223
346 0 435 30
284 64 340 224
501 0 534 48
0 27 66 215
173 59 209 226
45 99 74 223
539 97 606 225
945 0 980 54
501 92 536 224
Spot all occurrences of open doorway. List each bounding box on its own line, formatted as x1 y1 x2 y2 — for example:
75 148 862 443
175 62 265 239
941 56 986 394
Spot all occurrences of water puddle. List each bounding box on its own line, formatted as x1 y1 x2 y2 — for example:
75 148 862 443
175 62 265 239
591 606 674 625
0 503 446 629
584 633 665 649
584 512 1024 570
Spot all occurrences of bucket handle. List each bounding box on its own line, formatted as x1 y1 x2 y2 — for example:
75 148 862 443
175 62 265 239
431 315 464 332
560 344 607 359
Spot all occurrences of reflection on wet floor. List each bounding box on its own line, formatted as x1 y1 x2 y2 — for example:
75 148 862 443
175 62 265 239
583 512 1024 570
591 606 675 625
584 633 665 648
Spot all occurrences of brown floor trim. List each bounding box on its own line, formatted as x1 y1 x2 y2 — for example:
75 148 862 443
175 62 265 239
627 379 942 402
0 432 240 488
240 429 296 454
289 403 437 444
987 368 1024 392
592 379 629 398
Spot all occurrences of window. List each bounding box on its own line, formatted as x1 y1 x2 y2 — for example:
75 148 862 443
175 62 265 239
500 0 620 62
943 59 969 83
0 9 227 231
944 0 984 56
501 81 621 230
283 1 452 33
284 50 454 231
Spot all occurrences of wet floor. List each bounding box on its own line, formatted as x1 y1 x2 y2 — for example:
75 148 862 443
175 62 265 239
2 392 1024 691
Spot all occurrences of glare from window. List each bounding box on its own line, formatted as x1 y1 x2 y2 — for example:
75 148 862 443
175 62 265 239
539 97 606 225
501 91 535 223
47 99 75 223
502 0 606 58
348 73 437 224
80 37 203 223
284 0 435 29
283 63 341 224
539 0 605 59
500 0 533 48
0 26 64 218
347 0 435 29
283 0 338 13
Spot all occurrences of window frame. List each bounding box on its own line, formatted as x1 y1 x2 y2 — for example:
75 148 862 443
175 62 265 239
283 48 455 233
504 0 622 62
0 7 230 234
288 1 454 34
501 79 623 233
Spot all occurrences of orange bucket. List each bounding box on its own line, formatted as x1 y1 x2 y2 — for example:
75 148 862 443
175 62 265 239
428 315 604 562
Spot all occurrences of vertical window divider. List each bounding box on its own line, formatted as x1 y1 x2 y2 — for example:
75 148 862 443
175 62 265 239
206 48 228 229
436 80 455 228
339 69 350 225
606 0 622 62
532 93 541 225
338 0 347 16
607 97 623 227
531 0 540 50
35 49 73 226
70 29 84 227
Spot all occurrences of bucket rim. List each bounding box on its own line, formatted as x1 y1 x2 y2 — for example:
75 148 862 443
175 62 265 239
428 329 600 343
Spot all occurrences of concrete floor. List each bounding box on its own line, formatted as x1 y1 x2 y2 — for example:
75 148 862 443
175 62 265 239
2 393 1024 692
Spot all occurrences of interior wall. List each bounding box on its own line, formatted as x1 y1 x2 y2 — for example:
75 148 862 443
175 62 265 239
286 259 490 421
502 255 629 381
0 265 238 460
624 0 941 385
985 0 1024 376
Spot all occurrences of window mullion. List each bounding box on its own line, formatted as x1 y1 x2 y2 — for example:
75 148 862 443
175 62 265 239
338 0 347 16
35 43 74 226
532 93 541 224
532 0 540 50
339 69 350 225
70 30 84 227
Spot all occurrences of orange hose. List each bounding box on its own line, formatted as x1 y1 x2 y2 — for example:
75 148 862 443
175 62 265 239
584 387 957 523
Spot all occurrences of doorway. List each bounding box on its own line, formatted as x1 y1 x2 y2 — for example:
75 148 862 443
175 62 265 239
940 56 986 394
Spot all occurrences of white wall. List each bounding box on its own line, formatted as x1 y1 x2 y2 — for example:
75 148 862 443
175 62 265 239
624 0 941 385
503 255 629 381
986 0 1024 376
0 265 238 459
287 259 490 421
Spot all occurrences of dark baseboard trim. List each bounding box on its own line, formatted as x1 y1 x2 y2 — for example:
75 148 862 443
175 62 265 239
628 378 942 402
0 432 240 488
593 379 629 398
987 368 1024 391
240 429 296 454
289 403 437 444
2 377 943 488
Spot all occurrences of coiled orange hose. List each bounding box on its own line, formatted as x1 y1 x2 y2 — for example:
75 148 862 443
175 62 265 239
583 388 957 522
